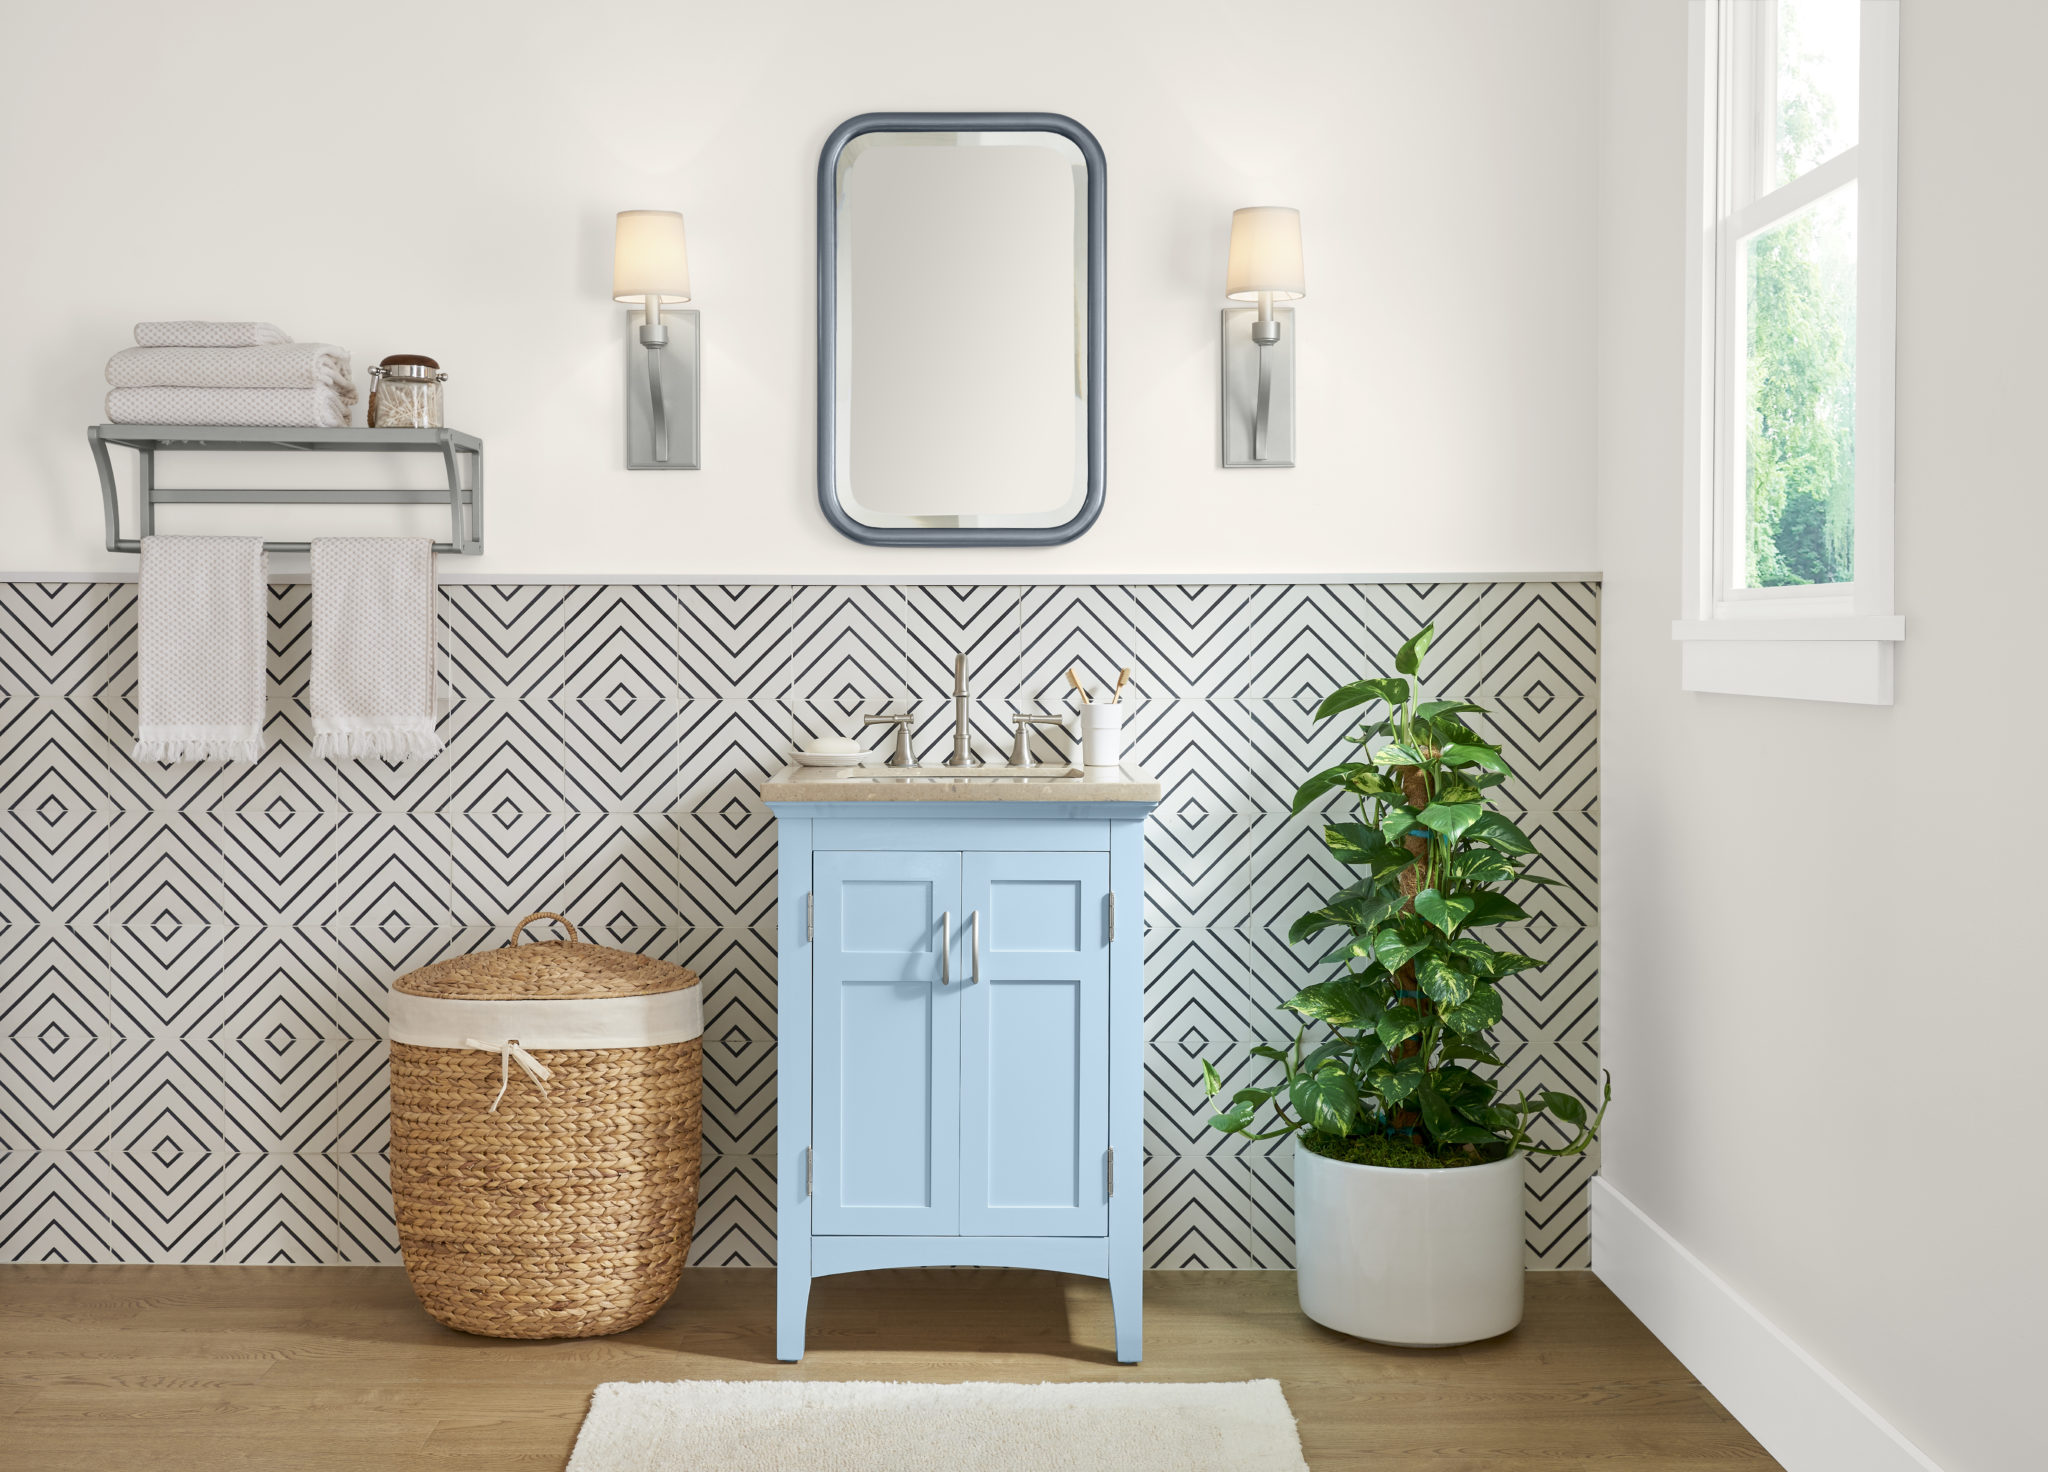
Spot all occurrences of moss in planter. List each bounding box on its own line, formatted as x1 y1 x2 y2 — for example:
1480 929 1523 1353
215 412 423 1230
1299 1131 1511 1170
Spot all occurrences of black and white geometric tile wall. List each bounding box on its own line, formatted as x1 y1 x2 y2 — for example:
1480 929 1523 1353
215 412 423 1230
0 579 1597 1271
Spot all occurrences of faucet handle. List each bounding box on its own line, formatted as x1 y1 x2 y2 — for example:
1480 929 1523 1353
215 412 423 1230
1007 712 1070 768
861 710 918 767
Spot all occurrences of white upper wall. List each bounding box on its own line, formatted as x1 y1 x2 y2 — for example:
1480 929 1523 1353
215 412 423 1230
1596 3 2048 1469
0 0 1597 578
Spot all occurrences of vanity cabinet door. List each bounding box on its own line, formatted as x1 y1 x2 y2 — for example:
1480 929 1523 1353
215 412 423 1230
812 851 962 1236
958 851 1111 1236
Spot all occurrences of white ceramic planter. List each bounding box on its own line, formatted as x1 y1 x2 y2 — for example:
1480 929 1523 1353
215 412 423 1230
1292 1140 1525 1347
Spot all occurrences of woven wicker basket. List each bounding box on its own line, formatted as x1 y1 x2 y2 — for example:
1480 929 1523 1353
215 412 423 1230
387 912 702 1339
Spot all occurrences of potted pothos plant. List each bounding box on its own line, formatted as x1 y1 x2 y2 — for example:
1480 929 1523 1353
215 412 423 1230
1202 623 1608 1347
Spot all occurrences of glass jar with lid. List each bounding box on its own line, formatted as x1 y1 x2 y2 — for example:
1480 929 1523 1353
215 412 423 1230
367 354 448 428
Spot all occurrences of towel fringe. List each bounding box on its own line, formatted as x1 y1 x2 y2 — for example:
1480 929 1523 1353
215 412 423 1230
314 729 443 762
132 738 263 764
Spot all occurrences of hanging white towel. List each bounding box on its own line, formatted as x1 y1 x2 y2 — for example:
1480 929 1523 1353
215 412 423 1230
132 536 267 764
311 538 442 762
134 321 291 348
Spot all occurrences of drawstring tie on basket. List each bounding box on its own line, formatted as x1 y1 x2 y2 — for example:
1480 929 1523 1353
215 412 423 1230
465 1037 553 1112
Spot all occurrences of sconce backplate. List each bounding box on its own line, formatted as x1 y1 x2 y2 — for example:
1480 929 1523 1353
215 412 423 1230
626 308 700 471
1220 306 1295 469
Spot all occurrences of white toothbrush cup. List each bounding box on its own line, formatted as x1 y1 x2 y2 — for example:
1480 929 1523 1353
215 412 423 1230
1081 702 1124 768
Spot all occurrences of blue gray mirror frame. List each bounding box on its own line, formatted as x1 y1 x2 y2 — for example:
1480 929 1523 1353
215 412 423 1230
816 112 1107 547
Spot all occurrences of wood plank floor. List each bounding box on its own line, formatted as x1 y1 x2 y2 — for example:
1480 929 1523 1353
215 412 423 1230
0 1266 1776 1470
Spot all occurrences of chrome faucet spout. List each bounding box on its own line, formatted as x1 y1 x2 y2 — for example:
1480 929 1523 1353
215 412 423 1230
944 652 982 766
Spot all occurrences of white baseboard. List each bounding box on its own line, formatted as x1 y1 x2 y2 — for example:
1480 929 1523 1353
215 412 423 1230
1591 1178 1941 1472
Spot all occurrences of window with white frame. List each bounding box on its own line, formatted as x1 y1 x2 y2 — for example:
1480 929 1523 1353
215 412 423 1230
1678 0 1901 704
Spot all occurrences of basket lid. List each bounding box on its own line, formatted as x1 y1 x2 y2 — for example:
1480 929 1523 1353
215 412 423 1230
395 912 698 1001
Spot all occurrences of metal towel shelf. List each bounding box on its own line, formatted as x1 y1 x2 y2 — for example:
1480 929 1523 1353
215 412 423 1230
89 424 484 555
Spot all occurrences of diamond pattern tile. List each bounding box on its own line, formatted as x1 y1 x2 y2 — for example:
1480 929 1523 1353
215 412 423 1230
0 579 1596 1267
0 1150 113 1262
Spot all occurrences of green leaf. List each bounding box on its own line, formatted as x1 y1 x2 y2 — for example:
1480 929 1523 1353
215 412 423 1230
1290 1066 1360 1134
1379 805 1422 847
1418 1081 1500 1145
1283 977 1377 1028
1417 953 1476 1008
1316 677 1409 721
1324 823 1388 866
1201 1059 1223 1098
1247 1044 1289 1063
1375 1007 1425 1050
1374 929 1431 973
1438 742 1511 774
1394 624 1436 677
1292 765 1363 815
1227 1086 1280 1108
1440 984 1504 1034
1457 1103 1518 1134
1328 891 1404 933
1453 850 1518 887
1415 1079 1458 1137
1416 802 1486 843
1367 1057 1425 1104
1434 1065 1493 1107
1464 893 1529 927
1482 952 1544 979
1466 811 1537 855
1207 1101 1257 1134
1288 907 1344 945
1414 889 1476 935
1541 1090 1589 1127
1431 777 1483 806
1371 845 1420 884
1372 744 1431 768
1440 1037 1504 1066
1416 701 1486 722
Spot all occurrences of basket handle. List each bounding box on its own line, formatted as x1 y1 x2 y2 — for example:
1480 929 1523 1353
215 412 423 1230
513 911 579 946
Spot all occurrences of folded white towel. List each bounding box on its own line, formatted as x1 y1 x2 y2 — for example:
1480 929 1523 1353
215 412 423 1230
105 385 352 427
311 538 442 762
107 344 358 403
132 536 267 764
135 321 291 348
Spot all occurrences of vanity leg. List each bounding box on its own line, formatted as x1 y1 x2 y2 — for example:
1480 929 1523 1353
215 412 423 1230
776 1268 811 1362
1110 1259 1143 1364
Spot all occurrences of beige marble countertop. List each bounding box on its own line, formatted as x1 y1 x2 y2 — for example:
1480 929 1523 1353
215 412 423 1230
759 761 1162 804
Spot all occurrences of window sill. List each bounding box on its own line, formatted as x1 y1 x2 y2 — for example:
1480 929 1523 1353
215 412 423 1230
1671 618 1903 705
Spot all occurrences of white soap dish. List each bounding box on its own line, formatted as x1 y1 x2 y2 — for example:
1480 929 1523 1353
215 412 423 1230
787 749 874 767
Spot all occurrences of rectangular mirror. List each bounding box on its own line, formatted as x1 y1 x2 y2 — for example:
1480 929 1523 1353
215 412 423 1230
818 113 1106 546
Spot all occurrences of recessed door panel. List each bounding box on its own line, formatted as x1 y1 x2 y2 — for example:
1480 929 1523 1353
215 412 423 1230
840 879 937 953
813 851 961 1235
960 852 1109 1235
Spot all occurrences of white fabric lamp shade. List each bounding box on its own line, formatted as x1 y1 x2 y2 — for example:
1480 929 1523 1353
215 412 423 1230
1225 206 1306 300
613 210 692 304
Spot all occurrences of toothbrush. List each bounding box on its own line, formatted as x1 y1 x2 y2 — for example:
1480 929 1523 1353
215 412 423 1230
1066 668 1091 704
1111 667 1130 704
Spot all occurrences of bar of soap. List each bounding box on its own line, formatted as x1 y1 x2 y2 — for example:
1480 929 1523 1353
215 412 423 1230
803 736 861 754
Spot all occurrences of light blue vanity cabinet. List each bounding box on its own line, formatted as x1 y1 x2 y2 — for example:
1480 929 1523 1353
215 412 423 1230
762 768 1160 1363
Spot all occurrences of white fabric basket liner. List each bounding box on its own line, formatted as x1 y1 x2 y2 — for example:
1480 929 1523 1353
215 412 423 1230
387 988 702 1050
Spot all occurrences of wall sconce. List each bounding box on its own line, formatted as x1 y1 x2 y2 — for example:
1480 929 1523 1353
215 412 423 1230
613 209 700 470
1221 205 1305 468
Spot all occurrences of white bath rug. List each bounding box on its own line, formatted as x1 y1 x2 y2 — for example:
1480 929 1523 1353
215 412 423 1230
566 1377 1310 1472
